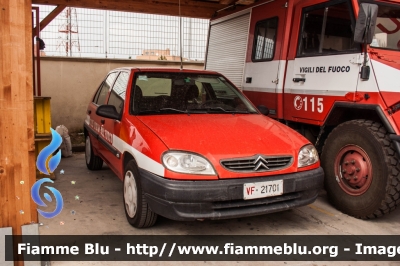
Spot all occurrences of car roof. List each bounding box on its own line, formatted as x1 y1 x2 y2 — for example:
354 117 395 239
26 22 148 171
111 67 220 75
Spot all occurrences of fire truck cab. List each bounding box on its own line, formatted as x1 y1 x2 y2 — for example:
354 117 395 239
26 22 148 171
205 0 400 219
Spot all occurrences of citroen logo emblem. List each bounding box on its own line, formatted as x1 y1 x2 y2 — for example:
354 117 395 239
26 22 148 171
254 156 269 171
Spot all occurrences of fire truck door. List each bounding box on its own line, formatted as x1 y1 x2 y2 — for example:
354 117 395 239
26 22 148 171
242 0 287 118
284 0 361 123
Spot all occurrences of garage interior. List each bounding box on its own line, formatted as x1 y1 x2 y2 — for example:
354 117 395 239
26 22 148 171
2 0 400 265
0 0 258 263
0 0 257 230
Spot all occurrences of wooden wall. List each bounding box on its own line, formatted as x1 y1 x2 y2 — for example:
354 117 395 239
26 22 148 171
0 0 38 243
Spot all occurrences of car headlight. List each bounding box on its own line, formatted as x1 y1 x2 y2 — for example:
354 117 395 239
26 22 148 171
298 144 319 167
162 151 216 175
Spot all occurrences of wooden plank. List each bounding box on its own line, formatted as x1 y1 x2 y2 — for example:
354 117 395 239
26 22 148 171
220 0 255 5
0 0 36 248
220 0 237 5
32 0 223 18
33 4 66 33
144 0 224 9
236 0 255 5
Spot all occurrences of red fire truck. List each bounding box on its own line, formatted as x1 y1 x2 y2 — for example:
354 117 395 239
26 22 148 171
205 0 400 219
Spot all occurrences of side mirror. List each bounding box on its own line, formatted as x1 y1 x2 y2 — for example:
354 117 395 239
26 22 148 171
257 105 269 116
355 3 378 81
354 3 378 44
96 105 120 120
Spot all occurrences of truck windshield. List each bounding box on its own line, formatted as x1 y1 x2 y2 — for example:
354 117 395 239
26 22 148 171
132 72 258 115
370 4 400 51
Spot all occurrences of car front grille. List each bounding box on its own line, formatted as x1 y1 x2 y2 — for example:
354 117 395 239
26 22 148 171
220 155 293 173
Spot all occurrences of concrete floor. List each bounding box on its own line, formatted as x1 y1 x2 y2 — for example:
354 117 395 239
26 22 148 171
38 153 400 266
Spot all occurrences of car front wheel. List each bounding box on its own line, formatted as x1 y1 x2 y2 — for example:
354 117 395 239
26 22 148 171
123 160 157 228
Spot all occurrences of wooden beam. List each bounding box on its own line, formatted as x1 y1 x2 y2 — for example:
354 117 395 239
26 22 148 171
33 0 225 18
144 0 224 9
220 0 255 5
34 4 66 32
0 0 37 243
236 0 255 5
219 0 236 5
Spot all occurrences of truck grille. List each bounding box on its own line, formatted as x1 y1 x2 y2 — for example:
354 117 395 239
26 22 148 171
220 155 293 173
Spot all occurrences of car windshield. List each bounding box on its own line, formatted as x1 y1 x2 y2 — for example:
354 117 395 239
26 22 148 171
132 72 258 115
370 4 400 51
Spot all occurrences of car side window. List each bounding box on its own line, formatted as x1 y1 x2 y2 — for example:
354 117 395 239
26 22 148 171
93 72 118 105
252 17 278 61
107 72 130 115
297 1 360 56
210 82 237 98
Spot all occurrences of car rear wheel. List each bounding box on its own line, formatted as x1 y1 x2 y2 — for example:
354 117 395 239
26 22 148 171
123 160 157 228
85 135 103 170
321 119 400 219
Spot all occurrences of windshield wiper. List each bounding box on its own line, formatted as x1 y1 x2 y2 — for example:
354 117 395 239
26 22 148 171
159 108 190 115
138 108 189 115
142 107 254 115
138 110 160 114
185 108 208 114
207 107 252 114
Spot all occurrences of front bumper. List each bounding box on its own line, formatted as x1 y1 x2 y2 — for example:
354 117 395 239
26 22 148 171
140 167 324 221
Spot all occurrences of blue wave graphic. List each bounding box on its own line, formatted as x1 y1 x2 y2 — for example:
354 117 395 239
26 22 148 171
31 178 63 219
36 128 62 175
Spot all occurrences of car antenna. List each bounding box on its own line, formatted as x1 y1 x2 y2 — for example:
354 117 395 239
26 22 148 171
179 0 183 70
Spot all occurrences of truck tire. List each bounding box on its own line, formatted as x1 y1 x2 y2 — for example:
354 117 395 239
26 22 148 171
85 135 103 170
321 119 400 219
123 160 157 228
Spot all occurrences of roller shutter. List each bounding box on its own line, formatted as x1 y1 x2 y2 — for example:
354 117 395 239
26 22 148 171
205 12 250 89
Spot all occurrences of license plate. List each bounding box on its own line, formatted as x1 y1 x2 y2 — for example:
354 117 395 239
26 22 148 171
243 180 283 200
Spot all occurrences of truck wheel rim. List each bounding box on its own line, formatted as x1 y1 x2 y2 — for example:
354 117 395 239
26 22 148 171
124 170 137 218
85 136 91 165
334 145 373 196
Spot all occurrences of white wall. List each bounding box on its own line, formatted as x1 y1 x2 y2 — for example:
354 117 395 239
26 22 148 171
38 57 204 131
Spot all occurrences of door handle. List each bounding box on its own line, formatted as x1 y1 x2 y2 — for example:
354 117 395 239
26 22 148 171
101 119 105 124
293 78 306 82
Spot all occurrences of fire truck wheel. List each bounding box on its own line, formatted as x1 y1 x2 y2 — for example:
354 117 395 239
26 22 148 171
123 160 158 228
321 119 400 219
85 135 103 170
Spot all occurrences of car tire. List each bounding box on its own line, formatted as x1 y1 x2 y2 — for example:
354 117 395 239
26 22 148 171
85 135 103 170
321 119 400 219
123 160 158 228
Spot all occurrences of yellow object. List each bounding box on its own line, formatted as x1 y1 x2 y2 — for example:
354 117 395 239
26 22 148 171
34 97 55 179
34 97 52 134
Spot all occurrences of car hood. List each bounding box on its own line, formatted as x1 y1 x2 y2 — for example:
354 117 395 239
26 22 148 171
136 114 302 158
135 114 310 179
